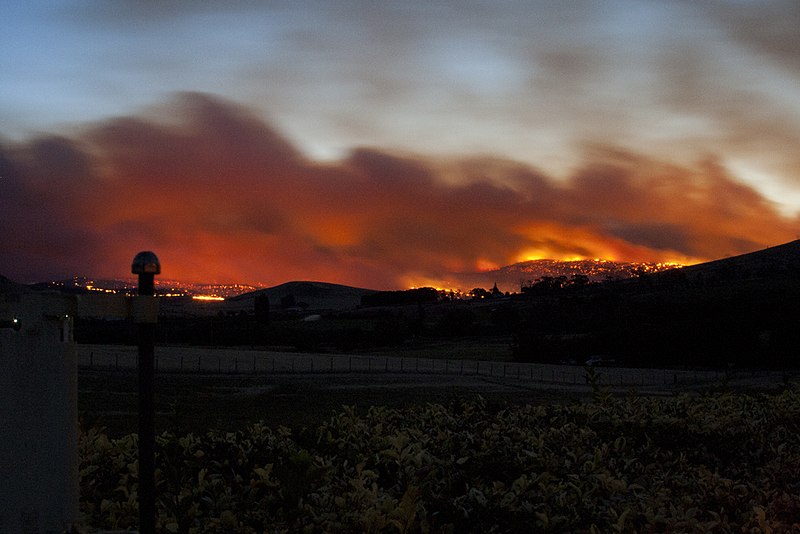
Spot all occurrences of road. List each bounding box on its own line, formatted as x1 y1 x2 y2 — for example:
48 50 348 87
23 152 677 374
78 343 731 391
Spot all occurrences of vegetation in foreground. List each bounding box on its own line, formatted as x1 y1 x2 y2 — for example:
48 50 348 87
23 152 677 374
80 388 800 533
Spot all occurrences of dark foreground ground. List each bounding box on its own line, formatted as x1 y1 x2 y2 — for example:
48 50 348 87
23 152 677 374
80 368 791 438
78 340 793 437
79 368 589 437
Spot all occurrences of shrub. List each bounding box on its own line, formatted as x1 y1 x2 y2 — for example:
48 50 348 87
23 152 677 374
80 391 800 532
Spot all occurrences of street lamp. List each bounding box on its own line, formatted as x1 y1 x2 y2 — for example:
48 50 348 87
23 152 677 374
132 251 160 534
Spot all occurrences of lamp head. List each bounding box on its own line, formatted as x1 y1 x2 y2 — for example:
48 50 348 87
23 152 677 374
131 251 161 275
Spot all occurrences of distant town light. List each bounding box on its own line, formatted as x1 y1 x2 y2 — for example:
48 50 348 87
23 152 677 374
192 295 225 301
1 317 22 331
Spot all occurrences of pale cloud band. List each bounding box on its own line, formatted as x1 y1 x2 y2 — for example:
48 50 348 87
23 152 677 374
2 1 800 215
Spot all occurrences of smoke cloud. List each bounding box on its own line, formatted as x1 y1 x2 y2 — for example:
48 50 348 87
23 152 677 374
1 93 797 289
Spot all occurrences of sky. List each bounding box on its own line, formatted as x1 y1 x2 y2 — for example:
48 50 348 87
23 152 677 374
2 1 800 289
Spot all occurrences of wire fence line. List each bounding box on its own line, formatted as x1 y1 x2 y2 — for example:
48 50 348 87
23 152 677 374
76 344 728 387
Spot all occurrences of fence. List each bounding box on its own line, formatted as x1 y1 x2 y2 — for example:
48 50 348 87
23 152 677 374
78 344 728 388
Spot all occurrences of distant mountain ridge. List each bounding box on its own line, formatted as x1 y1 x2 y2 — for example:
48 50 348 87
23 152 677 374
452 258 682 293
6 240 800 300
495 258 679 281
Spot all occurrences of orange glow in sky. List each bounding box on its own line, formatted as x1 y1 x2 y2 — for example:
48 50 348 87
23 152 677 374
1 94 798 290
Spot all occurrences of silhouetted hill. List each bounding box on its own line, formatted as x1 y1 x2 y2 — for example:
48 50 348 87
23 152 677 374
231 281 377 312
678 239 800 280
513 241 800 368
619 239 800 299
0 274 28 294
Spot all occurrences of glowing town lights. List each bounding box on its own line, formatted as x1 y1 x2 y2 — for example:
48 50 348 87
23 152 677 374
192 295 225 301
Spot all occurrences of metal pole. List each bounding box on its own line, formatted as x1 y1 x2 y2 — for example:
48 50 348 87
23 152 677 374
132 251 159 534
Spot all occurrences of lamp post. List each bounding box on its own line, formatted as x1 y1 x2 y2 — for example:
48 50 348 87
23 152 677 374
132 251 160 534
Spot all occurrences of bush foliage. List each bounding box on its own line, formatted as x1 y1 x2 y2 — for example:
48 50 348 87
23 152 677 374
80 390 800 533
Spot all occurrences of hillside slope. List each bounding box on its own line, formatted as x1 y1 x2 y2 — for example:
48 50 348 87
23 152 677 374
678 239 800 280
230 281 377 311
513 240 800 367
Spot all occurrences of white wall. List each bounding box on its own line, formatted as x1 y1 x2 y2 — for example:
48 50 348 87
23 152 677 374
0 292 78 534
